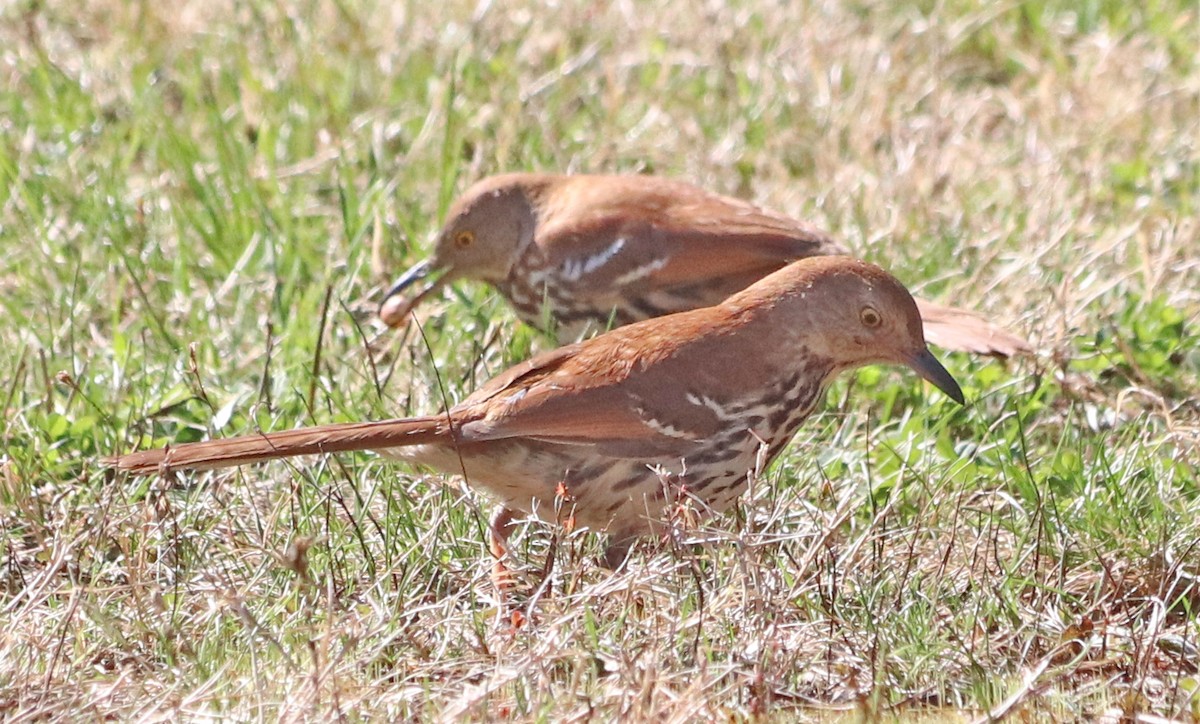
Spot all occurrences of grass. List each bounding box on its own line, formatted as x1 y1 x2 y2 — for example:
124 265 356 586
2 0 1198 719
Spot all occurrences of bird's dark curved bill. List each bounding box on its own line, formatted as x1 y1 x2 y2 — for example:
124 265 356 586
905 349 965 405
381 259 434 305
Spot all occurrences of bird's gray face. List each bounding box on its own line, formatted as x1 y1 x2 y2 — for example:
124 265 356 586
379 185 535 327
790 263 965 405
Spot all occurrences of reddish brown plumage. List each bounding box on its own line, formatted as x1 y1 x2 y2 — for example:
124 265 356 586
112 257 965 563
110 417 449 474
380 173 1029 357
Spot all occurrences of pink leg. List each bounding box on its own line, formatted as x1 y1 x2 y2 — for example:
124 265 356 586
488 505 518 596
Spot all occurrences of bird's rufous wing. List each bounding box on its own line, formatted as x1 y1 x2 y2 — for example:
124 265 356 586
535 183 847 297
453 312 729 457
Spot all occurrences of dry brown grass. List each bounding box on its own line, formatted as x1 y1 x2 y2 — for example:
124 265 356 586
2 0 1198 719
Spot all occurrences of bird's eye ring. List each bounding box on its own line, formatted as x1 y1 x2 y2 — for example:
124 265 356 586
860 306 882 328
455 230 475 248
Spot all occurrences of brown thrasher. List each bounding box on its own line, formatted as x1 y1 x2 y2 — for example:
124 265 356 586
109 257 964 567
379 173 1028 357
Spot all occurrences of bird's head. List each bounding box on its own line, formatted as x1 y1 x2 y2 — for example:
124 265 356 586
380 174 545 327
732 256 965 405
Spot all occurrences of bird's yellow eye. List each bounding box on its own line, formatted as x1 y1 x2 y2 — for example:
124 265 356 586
860 306 882 328
455 230 475 248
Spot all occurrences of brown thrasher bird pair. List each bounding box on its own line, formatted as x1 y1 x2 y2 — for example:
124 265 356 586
108 173 1023 567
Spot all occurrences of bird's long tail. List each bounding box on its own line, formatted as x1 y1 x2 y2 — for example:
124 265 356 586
914 297 1031 359
105 416 450 475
